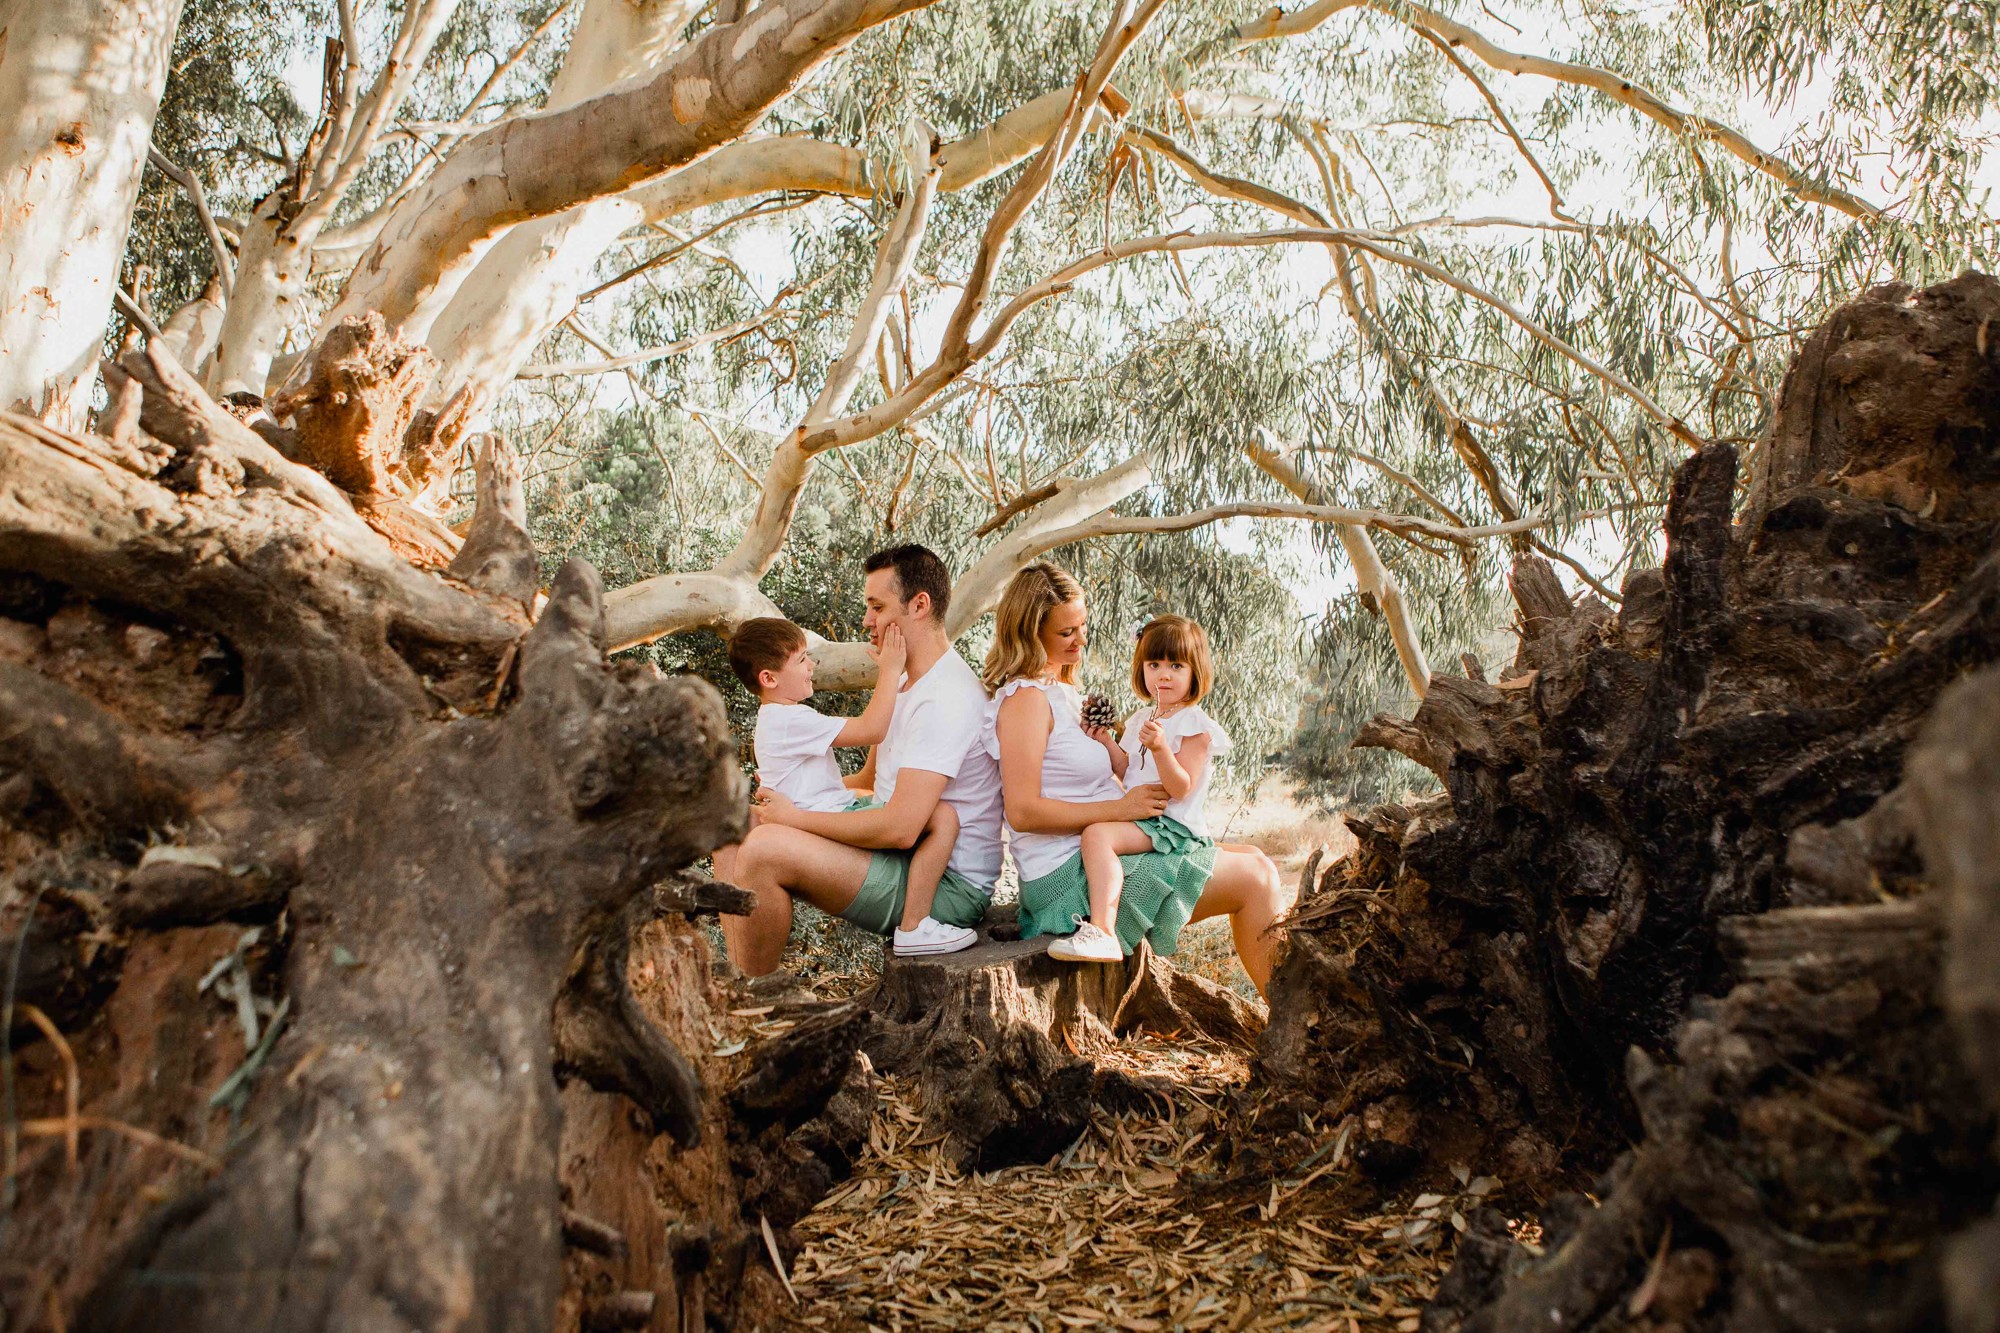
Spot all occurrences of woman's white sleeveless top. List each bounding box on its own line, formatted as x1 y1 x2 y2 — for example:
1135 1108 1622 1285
983 678 1123 882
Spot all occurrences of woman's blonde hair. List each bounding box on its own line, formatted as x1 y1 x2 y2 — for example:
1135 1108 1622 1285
982 562 1085 692
1131 614 1214 704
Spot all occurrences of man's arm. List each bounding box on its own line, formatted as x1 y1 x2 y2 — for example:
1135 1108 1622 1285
843 747 878 791
764 768 949 851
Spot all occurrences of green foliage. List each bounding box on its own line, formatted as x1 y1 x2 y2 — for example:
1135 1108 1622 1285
133 0 2000 806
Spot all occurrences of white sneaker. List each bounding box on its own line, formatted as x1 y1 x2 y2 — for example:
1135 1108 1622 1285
1046 920 1123 963
892 916 978 957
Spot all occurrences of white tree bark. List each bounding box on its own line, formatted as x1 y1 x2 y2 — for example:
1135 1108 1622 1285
396 0 709 364
207 0 462 396
420 83 1095 422
308 0 938 354
0 0 185 427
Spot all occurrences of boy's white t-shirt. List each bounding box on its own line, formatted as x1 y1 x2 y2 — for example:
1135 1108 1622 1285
1121 703 1232 836
753 703 856 814
876 649 1004 889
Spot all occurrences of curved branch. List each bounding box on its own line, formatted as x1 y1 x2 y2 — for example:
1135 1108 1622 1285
313 0 939 341
1214 0 1881 219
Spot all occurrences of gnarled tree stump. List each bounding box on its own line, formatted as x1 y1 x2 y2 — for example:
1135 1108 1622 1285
0 327 867 1331
866 908 1266 1170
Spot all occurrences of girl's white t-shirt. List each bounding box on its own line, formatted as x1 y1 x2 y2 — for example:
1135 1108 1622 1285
753 703 856 813
1120 703 1232 836
982 679 1122 882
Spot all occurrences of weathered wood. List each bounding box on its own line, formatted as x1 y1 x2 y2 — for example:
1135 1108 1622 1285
1908 664 2000 1333
867 909 1265 1169
1305 273 2000 1328
560 1209 629 1260
0 390 861 1330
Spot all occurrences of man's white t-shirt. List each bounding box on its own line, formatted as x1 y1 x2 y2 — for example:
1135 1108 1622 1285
876 649 1004 888
753 703 856 814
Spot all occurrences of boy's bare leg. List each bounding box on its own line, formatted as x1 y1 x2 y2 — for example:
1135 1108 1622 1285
896 802 960 932
1079 821 1155 934
712 843 739 883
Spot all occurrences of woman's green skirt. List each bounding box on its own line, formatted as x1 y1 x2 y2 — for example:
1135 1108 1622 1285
1017 816 1216 956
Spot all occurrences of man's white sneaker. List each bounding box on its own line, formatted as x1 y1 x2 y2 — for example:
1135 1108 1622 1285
1046 921 1123 963
893 916 978 957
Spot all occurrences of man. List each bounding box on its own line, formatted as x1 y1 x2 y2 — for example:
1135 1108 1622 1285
726 544 1003 976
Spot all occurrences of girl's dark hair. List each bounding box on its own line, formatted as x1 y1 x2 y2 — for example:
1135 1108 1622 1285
1130 615 1214 703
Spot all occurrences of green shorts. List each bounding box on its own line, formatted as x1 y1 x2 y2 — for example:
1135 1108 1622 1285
840 856 991 936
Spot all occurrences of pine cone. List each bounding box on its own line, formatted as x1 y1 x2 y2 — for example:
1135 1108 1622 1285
1081 692 1119 731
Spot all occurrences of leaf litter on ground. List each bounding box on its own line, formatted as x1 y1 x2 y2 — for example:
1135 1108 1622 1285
777 1027 1476 1332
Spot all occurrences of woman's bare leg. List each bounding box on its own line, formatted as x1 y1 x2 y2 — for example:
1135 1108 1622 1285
1190 845 1285 996
1080 821 1153 933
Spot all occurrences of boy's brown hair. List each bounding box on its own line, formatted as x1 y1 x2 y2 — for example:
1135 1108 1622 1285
728 617 806 695
1130 615 1214 704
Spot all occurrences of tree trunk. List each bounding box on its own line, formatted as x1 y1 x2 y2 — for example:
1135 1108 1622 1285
0 327 870 1330
0 0 185 427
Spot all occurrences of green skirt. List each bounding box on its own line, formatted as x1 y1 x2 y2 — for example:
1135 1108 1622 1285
1017 816 1216 956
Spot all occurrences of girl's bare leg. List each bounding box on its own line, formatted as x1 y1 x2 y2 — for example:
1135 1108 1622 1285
1190 845 1285 996
1079 821 1154 933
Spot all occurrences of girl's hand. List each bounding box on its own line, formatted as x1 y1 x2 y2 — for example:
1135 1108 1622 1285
1139 718 1167 752
1118 783 1170 821
1084 722 1120 754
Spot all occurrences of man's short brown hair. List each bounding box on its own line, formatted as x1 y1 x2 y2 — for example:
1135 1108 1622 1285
728 617 806 695
863 544 952 620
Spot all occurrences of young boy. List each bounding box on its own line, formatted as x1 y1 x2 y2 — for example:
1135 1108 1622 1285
720 617 966 957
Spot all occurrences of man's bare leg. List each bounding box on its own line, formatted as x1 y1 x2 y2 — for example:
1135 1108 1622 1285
712 843 739 883
896 802 960 932
1079 821 1154 934
727 825 876 976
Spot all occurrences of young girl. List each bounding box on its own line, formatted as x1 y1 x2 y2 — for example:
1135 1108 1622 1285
1061 615 1232 963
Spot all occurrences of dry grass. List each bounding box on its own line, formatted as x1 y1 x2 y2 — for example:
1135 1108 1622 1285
778 1031 1482 1332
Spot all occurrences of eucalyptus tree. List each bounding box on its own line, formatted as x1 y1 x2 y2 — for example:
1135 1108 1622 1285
14 0 2000 749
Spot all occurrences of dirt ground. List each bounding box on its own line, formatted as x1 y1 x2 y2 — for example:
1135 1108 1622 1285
774 1029 1485 1332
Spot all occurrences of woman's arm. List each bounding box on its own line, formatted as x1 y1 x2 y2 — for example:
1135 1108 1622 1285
1147 731 1210 801
997 689 1166 833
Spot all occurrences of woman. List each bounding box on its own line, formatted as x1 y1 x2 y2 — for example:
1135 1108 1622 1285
982 562 1286 995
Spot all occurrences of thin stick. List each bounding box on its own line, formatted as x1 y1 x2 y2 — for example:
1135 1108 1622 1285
13 1006 77 1171
147 149 235 299
12 1117 222 1175
760 1211 799 1302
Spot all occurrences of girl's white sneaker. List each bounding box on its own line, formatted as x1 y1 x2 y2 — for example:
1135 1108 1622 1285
1047 920 1123 963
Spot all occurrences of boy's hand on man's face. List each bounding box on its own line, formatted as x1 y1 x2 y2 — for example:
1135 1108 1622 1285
876 623 907 675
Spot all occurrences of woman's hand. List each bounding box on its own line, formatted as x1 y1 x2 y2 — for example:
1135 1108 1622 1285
1118 783 1170 821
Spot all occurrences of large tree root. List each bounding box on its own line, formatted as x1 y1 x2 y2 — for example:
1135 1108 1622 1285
1241 273 2000 1326
0 325 870 1331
